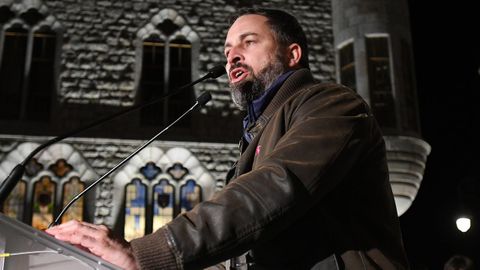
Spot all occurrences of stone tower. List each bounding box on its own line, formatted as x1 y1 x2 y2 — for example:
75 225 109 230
331 0 431 215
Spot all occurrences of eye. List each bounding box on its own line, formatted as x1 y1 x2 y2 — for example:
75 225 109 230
224 50 230 57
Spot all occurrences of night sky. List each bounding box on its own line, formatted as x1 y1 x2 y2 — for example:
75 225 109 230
401 1 480 268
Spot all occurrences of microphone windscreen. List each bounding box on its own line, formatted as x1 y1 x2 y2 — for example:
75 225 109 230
207 65 226 78
197 91 212 106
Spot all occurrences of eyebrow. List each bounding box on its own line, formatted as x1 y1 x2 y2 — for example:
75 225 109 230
224 32 259 49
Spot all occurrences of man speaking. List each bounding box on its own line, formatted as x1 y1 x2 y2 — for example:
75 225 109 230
47 8 408 270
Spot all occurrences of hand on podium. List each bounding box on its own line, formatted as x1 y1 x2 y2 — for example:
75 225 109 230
46 220 139 270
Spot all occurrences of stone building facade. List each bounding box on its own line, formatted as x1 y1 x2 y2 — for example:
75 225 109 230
0 0 429 239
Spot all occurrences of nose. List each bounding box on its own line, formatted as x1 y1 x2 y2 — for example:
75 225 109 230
227 47 244 67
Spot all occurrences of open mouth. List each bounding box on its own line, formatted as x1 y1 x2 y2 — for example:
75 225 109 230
229 67 249 84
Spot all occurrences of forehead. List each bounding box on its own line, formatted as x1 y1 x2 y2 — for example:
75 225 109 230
225 14 273 43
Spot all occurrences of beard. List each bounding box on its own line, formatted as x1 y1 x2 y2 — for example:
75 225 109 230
229 53 288 111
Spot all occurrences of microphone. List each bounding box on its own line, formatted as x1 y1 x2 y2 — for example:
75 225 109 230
205 65 227 79
0 66 226 205
49 91 212 227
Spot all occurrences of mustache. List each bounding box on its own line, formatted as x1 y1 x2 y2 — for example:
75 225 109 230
229 62 253 74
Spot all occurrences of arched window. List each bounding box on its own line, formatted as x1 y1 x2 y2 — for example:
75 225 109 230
168 38 193 122
26 27 57 121
139 35 166 126
111 147 216 241
2 180 27 221
137 9 198 127
61 176 85 223
140 32 193 126
180 179 202 213
0 8 60 122
152 179 175 232
124 178 147 241
32 175 56 230
0 25 28 120
121 163 201 241
0 143 98 228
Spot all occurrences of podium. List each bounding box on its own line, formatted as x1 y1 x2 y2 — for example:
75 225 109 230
0 213 119 270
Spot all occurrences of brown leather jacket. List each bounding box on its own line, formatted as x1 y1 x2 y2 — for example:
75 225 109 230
131 69 409 270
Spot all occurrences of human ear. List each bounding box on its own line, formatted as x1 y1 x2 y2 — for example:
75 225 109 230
287 43 302 68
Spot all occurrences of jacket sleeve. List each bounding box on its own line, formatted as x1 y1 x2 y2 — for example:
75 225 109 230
131 85 378 269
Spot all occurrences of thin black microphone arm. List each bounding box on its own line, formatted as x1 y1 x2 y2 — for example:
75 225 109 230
49 91 212 228
0 65 226 205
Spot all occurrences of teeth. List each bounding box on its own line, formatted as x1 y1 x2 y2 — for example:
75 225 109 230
235 71 243 77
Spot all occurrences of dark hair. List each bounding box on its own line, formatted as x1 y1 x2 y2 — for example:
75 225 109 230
230 8 310 69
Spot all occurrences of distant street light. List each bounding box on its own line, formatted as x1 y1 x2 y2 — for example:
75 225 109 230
456 217 471 232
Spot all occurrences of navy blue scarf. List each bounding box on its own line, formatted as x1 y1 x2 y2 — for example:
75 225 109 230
242 70 294 143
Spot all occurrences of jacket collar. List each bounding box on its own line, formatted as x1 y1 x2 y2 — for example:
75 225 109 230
235 68 316 177
261 68 315 120
245 68 315 137
243 70 295 142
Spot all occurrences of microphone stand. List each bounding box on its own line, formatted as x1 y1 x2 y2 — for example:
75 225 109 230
49 91 212 228
0 66 225 205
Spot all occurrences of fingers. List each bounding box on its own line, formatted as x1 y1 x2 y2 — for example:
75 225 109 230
46 220 139 270
46 220 104 235
46 220 108 248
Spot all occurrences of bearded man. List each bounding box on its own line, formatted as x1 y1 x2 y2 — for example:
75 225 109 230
47 8 409 270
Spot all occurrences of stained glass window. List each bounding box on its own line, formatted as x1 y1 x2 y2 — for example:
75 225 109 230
167 162 189 181
0 143 94 227
49 159 73 178
2 180 27 221
32 176 56 230
117 148 216 238
180 179 202 213
124 178 147 241
25 158 43 177
152 179 175 231
140 162 162 181
62 176 85 223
